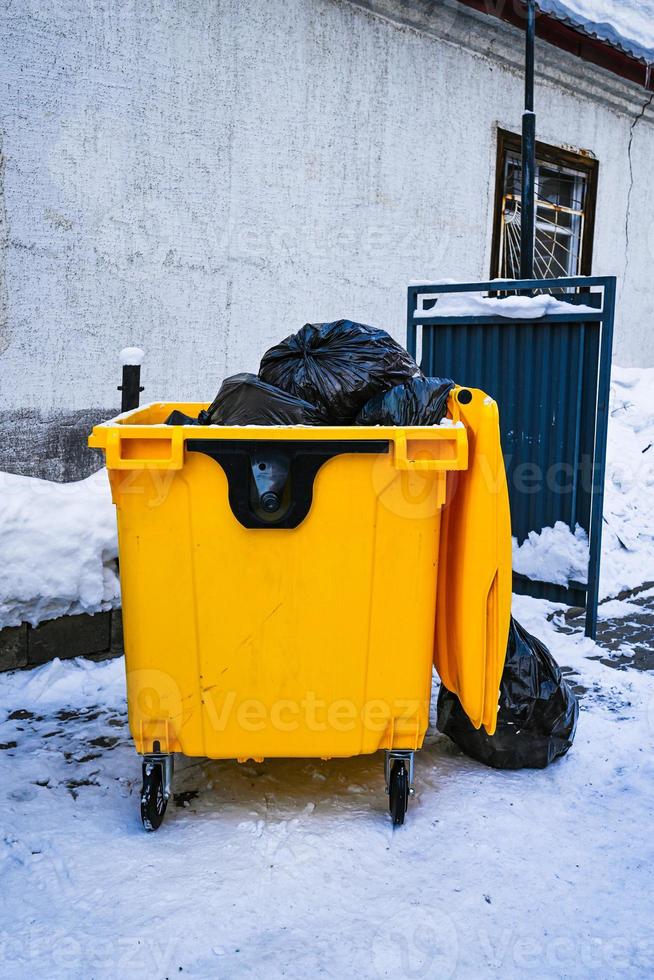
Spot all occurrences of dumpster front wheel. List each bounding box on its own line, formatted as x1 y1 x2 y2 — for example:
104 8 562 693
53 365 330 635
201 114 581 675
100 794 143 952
141 759 170 831
388 759 409 826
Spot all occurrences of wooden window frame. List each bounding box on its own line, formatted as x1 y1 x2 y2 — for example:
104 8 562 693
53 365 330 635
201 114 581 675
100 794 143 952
490 128 599 279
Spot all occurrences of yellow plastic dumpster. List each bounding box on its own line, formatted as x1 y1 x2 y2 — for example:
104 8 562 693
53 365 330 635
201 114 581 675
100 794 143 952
89 386 511 829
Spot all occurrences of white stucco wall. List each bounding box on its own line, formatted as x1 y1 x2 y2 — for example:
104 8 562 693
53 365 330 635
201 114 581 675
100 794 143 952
0 0 653 413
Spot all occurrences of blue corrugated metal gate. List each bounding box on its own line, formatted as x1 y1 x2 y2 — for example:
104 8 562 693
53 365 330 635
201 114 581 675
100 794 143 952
407 276 616 637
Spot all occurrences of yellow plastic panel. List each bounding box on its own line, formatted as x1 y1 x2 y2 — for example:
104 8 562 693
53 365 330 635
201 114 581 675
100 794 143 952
434 388 512 735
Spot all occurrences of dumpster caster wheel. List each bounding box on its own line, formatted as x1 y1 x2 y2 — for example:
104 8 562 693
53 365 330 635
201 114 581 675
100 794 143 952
141 759 170 831
388 759 409 826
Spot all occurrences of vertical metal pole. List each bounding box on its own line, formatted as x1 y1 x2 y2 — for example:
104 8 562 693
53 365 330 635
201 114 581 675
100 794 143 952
569 325 586 530
119 365 142 413
520 0 536 279
406 287 417 361
118 349 145 413
584 277 616 639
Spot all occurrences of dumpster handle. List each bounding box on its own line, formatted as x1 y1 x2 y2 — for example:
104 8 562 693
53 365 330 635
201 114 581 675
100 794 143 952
392 430 461 471
105 428 185 470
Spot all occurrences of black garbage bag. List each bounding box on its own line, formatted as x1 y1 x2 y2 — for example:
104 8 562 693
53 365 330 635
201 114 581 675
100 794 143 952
355 376 455 426
437 617 579 769
165 409 201 426
259 320 421 424
194 372 325 426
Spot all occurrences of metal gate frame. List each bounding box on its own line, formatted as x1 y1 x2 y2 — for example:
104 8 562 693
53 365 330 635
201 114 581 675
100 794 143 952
407 276 616 638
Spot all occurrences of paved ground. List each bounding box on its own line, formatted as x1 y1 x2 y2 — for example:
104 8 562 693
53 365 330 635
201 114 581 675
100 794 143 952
554 581 654 675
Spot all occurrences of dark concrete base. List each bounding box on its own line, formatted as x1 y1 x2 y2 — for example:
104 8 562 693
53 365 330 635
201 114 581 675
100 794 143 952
0 407 118 482
0 625 28 670
0 609 124 672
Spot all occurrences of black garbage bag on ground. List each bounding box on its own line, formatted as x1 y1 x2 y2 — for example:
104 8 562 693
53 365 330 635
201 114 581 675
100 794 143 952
259 320 421 424
437 617 579 769
355 376 455 426
194 372 326 426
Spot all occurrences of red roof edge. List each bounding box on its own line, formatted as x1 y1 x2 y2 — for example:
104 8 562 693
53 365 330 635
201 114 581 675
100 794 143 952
456 0 654 91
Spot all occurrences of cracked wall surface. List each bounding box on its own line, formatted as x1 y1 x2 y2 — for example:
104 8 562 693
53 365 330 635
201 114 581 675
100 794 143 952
621 87 654 350
0 0 653 479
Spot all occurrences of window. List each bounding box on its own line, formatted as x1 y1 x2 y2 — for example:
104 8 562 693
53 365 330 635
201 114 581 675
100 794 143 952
490 130 598 281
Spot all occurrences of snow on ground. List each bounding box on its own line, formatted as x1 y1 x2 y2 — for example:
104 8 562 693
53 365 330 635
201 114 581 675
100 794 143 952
0 469 119 629
1 595 653 980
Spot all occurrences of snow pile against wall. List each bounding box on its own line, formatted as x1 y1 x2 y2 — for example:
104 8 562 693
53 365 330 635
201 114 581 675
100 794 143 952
601 364 654 594
513 365 654 597
539 0 654 64
513 521 589 586
1 649 126 710
0 469 119 629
